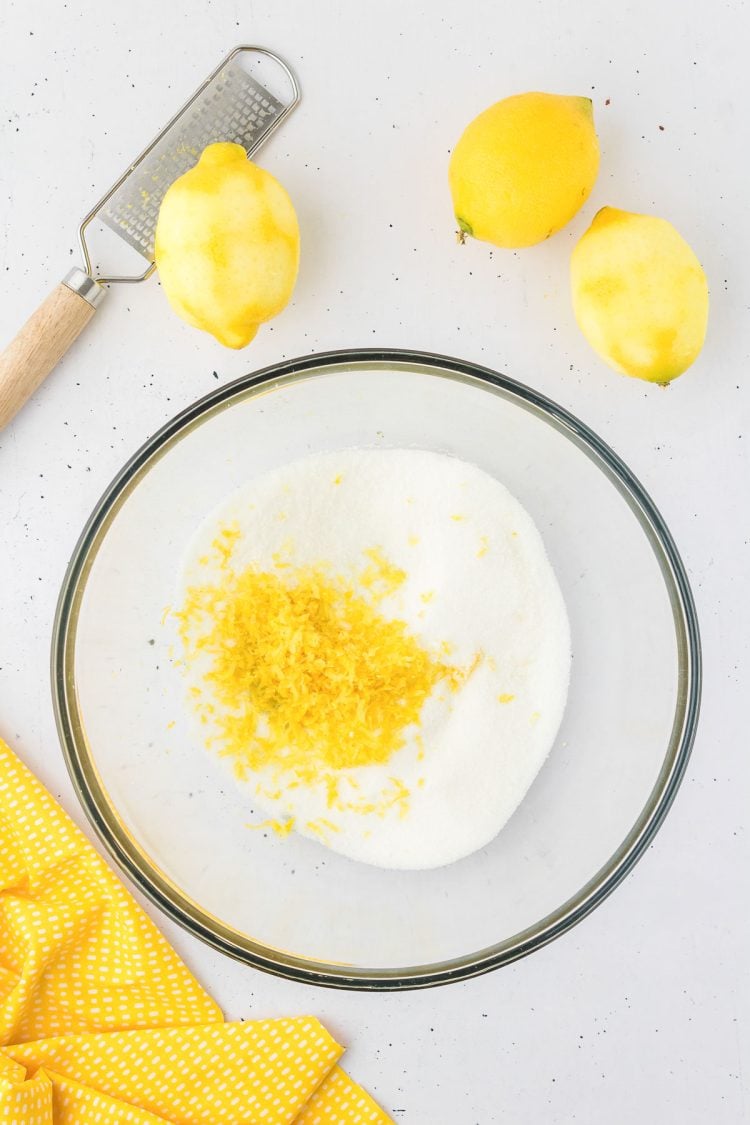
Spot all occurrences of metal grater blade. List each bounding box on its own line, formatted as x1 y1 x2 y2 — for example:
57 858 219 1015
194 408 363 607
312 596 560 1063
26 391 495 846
98 56 288 262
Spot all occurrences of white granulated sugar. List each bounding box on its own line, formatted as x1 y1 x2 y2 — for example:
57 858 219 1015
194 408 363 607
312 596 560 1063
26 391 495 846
178 448 571 870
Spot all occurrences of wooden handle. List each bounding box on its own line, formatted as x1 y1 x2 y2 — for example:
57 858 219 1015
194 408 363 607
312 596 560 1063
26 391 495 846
0 280 100 430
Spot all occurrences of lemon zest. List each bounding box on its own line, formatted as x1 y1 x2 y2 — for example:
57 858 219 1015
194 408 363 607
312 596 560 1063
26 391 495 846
177 552 464 784
306 818 341 841
247 817 296 838
358 546 407 603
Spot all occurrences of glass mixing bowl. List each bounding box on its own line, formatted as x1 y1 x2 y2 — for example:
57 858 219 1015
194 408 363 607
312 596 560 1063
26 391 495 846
52 350 700 990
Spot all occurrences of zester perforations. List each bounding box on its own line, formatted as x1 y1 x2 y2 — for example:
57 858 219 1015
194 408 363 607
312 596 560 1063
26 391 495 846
100 59 285 260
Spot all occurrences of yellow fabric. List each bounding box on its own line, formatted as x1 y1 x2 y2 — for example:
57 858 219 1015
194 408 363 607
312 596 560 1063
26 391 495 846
0 740 221 1045
0 739 392 1123
296 1065 391 1124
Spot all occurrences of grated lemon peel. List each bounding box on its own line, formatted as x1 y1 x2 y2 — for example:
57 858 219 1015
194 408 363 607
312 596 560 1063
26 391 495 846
176 532 478 814
247 817 296 838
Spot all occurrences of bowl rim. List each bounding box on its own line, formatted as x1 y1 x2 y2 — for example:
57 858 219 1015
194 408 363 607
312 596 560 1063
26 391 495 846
52 347 702 991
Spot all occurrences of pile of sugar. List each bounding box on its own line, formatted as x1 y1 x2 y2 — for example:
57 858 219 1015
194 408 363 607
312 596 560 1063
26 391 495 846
177 448 571 870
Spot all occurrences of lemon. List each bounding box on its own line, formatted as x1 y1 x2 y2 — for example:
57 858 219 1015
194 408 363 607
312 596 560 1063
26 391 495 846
449 92 600 249
154 142 300 348
571 207 709 383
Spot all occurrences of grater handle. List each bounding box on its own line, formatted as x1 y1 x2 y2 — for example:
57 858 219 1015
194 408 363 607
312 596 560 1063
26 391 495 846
0 269 105 430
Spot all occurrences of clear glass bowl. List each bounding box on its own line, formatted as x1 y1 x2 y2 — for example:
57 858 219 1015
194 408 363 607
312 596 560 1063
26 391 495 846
52 350 700 990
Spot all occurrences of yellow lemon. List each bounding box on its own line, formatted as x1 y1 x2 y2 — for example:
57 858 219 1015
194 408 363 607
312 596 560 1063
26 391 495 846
571 207 709 383
449 92 600 248
155 142 300 348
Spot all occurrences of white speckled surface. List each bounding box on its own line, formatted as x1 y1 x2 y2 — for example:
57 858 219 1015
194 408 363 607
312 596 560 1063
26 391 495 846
0 1 748 1121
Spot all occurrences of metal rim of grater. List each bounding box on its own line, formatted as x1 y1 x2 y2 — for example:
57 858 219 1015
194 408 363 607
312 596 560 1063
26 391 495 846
76 46 300 288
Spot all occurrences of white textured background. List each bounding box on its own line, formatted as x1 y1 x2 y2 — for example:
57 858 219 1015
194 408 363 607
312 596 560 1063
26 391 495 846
1 1 748 1121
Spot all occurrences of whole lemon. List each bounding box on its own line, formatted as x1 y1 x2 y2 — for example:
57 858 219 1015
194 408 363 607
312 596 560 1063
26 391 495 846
571 207 709 383
155 142 300 348
449 92 600 249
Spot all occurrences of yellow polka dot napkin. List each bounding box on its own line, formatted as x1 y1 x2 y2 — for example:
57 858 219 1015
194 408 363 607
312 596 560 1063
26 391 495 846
0 738 391 1123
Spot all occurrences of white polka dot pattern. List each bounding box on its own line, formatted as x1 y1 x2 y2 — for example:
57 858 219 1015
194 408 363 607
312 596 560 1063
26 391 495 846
0 1063 52 1124
50 1069 167 1123
7 1019 343 1122
297 1065 395 1124
0 740 221 1044
0 739 393 1122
